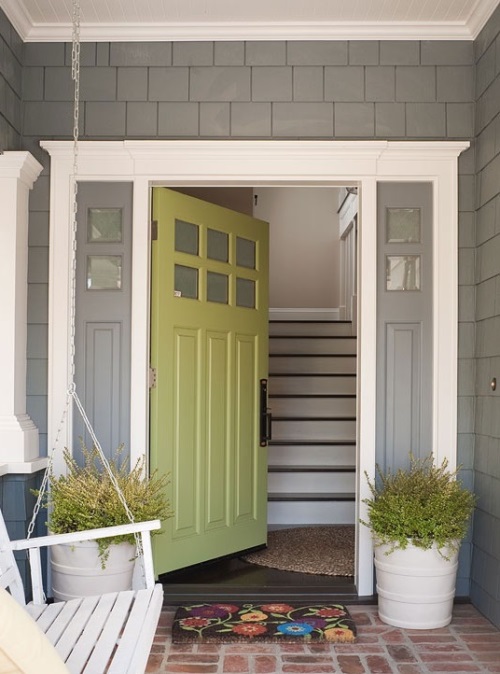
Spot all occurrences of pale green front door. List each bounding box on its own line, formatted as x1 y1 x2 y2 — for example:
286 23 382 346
150 188 269 574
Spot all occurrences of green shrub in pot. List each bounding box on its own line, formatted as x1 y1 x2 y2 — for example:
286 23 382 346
37 444 172 566
360 453 476 629
361 453 476 555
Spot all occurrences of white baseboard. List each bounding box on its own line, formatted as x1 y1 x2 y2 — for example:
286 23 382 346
269 308 340 321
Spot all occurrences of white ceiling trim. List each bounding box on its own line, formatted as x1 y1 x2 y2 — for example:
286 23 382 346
14 21 478 42
2 0 497 42
467 0 500 38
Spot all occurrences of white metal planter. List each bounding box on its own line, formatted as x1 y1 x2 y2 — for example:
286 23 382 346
51 540 136 601
374 541 459 629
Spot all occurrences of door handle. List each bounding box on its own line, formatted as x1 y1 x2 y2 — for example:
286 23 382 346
260 378 272 446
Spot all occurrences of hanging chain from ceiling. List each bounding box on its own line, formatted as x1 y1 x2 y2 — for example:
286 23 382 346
27 0 143 555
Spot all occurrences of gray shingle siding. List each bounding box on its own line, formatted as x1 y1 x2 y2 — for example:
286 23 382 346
471 1 500 629
0 8 22 149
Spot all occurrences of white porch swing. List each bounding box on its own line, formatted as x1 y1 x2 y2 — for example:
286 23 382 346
0 2 164 672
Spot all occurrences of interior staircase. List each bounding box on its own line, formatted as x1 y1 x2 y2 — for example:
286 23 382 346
267 320 357 527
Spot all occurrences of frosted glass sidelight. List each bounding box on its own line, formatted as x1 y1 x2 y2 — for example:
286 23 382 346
87 255 122 290
386 255 421 291
386 208 421 243
88 208 122 242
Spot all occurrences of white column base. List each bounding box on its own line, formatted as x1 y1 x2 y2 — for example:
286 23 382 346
0 414 40 462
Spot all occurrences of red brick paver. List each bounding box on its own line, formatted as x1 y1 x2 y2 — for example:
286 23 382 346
146 604 500 673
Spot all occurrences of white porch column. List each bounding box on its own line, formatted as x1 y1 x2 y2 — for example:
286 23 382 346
0 152 44 463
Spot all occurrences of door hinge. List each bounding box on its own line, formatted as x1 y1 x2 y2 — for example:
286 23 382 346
149 367 157 389
151 220 158 241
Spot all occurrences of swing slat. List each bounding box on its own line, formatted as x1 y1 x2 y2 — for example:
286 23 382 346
0 509 163 673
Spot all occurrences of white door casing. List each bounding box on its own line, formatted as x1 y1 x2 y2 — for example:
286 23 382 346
41 139 469 597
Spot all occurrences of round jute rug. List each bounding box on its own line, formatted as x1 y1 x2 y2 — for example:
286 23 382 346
241 525 355 577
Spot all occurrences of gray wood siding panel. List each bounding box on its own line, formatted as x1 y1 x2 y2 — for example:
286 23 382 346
376 182 433 472
74 182 133 463
385 322 422 469
80 323 123 455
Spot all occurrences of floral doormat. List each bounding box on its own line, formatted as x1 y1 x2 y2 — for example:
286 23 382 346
172 603 356 643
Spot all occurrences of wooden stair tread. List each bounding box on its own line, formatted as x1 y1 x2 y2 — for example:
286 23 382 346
269 320 353 324
270 353 356 358
273 416 355 422
269 373 356 377
268 464 355 473
269 440 356 446
269 393 356 399
268 492 355 502
270 335 357 340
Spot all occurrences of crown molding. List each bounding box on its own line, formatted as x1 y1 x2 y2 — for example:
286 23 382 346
468 0 499 38
0 0 33 40
17 20 477 43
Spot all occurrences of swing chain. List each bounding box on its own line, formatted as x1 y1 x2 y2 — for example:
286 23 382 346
27 0 143 562
26 399 70 541
69 0 80 383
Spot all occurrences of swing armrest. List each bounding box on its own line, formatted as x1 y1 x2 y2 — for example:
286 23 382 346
8 519 161 552
5 520 161 604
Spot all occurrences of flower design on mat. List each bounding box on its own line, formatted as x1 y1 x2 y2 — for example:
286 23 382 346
261 603 294 613
277 622 314 636
324 627 355 642
232 623 268 637
212 604 240 614
316 607 346 618
180 617 210 628
296 617 327 629
240 611 268 622
189 606 228 618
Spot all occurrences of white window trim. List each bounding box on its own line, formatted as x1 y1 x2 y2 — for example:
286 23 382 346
41 139 468 597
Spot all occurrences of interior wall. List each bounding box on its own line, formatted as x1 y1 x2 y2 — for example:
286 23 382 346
471 3 500 628
253 187 340 308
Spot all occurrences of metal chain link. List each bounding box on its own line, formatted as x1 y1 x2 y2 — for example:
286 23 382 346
27 0 143 563
69 0 81 383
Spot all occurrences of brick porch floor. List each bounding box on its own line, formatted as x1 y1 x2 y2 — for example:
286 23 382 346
146 604 500 673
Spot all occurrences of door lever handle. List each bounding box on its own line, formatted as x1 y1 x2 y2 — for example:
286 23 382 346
260 379 272 446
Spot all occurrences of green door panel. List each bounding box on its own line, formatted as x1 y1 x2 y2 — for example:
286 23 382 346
150 188 269 574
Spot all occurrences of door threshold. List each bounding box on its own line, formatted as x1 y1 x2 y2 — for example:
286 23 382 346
160 556 362 604
162 584 363 604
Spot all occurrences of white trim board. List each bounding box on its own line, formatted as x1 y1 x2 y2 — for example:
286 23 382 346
41 139 468 598
269 309 341 321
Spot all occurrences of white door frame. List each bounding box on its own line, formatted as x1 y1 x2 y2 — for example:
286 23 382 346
41 139 469 597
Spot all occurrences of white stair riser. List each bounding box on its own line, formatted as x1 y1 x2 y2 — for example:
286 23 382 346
272 419 356 441
270 397 356 417
270 322 354 337
270 355 356 375
268 501 355 526
269 376 356 395
268 472 356 493
270 337 356 355
267 444 356 466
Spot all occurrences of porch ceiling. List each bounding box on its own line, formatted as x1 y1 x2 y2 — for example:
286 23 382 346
0 0 498 42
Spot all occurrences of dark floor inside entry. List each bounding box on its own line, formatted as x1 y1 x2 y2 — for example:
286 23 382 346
160 556 358 604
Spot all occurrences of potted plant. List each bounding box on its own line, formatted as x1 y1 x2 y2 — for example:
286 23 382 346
39 445 172 601
361 453 475 629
